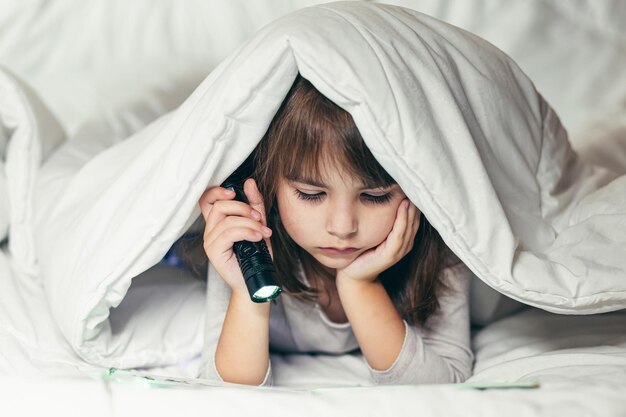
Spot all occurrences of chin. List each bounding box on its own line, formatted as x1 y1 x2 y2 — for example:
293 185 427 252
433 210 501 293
313 254 355 270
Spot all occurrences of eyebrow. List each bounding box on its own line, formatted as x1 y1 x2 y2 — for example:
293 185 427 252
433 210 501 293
286 175 395 190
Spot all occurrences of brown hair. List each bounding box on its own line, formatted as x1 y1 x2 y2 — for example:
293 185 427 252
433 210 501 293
184 74 452 326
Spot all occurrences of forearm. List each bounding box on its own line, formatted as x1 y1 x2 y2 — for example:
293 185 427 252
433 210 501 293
215 291 271 385
336 277 405 371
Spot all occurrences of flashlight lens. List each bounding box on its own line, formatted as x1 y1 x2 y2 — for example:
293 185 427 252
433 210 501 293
252 285 282 302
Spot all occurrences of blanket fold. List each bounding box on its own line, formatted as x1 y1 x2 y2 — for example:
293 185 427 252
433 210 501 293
30 2 625 367
0 66 65 274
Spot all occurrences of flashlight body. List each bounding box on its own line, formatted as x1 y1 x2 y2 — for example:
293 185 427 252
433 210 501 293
221 181 281 303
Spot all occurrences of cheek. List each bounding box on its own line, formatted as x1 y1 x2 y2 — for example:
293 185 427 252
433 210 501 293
366 206 399 241
276 194 313 238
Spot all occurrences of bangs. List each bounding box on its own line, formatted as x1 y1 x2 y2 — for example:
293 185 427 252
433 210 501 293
274 76 396 189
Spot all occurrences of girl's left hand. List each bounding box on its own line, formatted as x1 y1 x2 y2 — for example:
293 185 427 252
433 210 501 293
336 199 421 283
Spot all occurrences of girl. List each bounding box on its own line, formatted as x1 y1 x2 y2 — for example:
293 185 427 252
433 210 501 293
197 74 473 386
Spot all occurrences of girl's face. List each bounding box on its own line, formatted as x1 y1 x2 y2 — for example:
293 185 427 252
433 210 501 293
276 163 412 274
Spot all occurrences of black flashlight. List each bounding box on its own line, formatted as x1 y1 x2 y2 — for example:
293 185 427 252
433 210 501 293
221 161 282 303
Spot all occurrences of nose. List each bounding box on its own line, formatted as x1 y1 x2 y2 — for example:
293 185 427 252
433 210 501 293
326 201 358 239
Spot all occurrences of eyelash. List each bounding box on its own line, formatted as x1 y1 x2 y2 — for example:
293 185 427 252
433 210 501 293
293 189 393 205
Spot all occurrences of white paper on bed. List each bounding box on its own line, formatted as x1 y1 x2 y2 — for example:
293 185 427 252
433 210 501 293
33 2 626 367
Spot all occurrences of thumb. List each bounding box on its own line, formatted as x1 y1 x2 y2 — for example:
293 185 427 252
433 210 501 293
243 178 267 226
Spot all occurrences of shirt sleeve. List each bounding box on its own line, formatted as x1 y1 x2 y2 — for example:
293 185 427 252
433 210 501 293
199 262 273 387
365 263 474 385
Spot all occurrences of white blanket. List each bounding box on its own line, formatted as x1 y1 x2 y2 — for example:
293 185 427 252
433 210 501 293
20 2 625 368
1 2 626 416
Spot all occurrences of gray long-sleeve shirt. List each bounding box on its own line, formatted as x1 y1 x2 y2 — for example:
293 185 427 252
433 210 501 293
201 258 474 386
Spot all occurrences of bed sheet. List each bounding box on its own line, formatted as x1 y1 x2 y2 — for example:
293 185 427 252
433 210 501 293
1 375 624 417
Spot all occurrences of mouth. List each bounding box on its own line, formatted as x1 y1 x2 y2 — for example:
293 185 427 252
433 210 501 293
319 247 360 255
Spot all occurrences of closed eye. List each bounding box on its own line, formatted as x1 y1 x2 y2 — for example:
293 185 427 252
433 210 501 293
362 193 393 204
294 190 324 202
293 190 393 205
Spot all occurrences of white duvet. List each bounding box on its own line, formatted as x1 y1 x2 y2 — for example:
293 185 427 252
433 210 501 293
10 1 622 368
1 2 626 414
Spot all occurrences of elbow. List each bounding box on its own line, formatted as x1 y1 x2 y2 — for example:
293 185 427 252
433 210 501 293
221 375 268 386
367 358 474 386
214 362 273 387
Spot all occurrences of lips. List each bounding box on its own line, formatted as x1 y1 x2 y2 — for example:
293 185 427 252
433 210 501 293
320 247 359 255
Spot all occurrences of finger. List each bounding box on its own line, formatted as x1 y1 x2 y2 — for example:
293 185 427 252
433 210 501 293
206 199 265 232
410 204 421 237
395 199 413 254
393 199 410 240
403 201 416 236
243 178 268 227
205 215 270 257
199 186 236 222
205 216 272 249
402 202 421 254
204 226 267 257
379 199 408 258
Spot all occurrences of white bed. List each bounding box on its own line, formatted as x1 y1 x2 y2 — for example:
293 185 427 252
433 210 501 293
1 1 625 415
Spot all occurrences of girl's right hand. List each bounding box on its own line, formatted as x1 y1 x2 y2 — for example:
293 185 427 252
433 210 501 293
199 178 273 295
